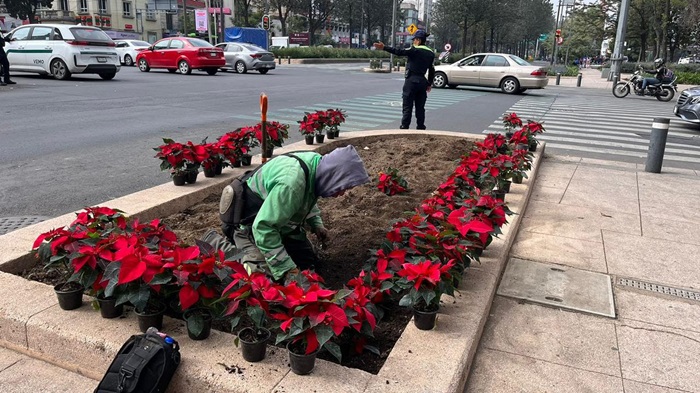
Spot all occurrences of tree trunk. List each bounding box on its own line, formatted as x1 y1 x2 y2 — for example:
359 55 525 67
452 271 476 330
461 15 468 58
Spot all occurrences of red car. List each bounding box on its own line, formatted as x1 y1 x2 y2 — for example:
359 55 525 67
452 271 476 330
136 37 225 75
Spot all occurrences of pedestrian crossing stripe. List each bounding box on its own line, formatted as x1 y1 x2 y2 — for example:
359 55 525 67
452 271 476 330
231 90 483 131
487 95 700 165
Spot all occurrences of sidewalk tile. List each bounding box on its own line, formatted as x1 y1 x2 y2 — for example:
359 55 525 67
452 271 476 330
570 166 639 188
510 231 607 273
537 162 578 178
638 172 700 197
581 158 638 169
603 231 700 289
641 216 700 246
480 297 620 376
0 357 96 393
521 202 640 243
623 380 689 393
560 189 639 215
615 287 700 335
532 174 572 189
616 319 700 392
530 185 565 203
465 348 623 393
0 347 23 371
639 202 699 225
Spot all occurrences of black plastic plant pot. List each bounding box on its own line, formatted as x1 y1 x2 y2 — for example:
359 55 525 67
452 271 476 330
263 146 274 158
305 136 314 145
97 295 123 319
215 161 224 174
412 305 439 331
529 141 538 152
287 341 318 375
172 173 187 186
183 309 213 341
203 166 216 178
241 155 252 166
135 303 166 333
493 190 506 202
315 134 325 144
327 132 335 140
512 174 524 184
238 327 271 362
500 180 512 193
232 159 242 168
54 282 84 311
186 169 199 184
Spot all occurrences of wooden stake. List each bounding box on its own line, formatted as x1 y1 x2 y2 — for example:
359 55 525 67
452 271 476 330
260 93 269 163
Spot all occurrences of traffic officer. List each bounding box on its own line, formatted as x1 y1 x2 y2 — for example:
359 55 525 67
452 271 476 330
0 32 15 86
374 29 435 130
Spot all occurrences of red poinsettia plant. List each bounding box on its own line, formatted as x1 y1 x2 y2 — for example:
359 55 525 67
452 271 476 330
326 108 346 133
502 112 522 133
253 121 290 148
395 257 457 312
377 167 409 196
217 128 256 166
269 272 350 361
153 138 207 176
298 110 328 136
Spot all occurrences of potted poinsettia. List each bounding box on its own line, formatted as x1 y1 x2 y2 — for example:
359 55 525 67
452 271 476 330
298 111 325 145
502 112 522 139
200 139 225 177
395 257 457 330
253 121 289 157
325 108 346 139
153 138 191 185
524 119 546 151
377 167 409 196
269 272 350 375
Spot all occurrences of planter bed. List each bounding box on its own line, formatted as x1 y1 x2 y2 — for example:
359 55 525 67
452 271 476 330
0 131 544 393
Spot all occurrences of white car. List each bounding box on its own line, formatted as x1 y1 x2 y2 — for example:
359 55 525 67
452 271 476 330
114 39 150 66
4 24 120 80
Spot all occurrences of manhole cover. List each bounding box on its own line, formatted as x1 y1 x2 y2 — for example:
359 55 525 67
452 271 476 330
0 216 49 236
497 258 616 318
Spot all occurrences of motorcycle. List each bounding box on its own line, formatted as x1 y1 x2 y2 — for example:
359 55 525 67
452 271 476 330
612 65 677 102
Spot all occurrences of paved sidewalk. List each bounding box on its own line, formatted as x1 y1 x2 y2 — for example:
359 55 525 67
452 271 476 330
549 66 695 92
465 155 700 392
0 347 95 392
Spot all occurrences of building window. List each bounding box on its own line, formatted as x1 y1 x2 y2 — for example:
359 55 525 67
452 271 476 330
123 1 132 17
145 5 156 20
60 0 68 11
79 0 88 13
98 0 108 14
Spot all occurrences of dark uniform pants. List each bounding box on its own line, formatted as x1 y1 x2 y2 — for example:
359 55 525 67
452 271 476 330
0 49 10 83
401 76 429 129
233 225 319 272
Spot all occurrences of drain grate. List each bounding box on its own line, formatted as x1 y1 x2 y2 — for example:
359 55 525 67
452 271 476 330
617 278 700 301
0 216 49 236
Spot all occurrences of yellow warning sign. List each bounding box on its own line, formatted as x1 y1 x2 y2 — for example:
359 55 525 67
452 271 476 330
407 24 417 35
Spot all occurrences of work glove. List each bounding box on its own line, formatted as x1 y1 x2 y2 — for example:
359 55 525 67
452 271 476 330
313 227 329 243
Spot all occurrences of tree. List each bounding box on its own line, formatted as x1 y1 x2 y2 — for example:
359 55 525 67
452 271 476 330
295 0 335 45
4 0 53 24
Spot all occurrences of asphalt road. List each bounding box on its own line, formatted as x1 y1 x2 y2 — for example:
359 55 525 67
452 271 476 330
0 64 521 219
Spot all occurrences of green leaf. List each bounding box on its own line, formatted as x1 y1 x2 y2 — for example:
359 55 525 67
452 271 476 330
380 280 394 291
186 312 204 337
314 325 334 350
364 344 380 356
247 306 266 328
149 272 172 285
102 262 121 298
130 285 151 312
324 341 342 363
229 315 241 332
398 294 413 307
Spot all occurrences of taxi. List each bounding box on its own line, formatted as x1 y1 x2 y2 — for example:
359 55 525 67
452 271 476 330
4 24 120 80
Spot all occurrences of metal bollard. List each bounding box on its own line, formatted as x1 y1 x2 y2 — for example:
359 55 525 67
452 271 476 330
612 73 619 86
278 56 282 65
555 73 561 85
644 118 670 173
576 73 582 87
287 56 291 64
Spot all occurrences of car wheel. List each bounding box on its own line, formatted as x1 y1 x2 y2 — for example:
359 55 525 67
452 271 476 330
124 55 134 66
138 58 150 72
178 60 192 75
433 72 447 88
51 59 71 80
500 77 520 94
258 69 269 74
656 87 675 102
612 82 630 98
206 68 218 76
447 84 457 89
99 72 116 80
168 69 177 73
235 61 247 74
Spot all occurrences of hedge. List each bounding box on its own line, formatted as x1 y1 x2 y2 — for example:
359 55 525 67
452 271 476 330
271 47 389 59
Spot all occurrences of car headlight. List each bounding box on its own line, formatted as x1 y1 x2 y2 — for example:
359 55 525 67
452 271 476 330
690 96 700 104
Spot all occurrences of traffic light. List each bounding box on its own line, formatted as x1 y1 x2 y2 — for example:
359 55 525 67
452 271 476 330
262 15 271 30
555 29 562 38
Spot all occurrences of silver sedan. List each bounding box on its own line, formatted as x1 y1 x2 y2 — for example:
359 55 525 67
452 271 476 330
215 43 276 74
432 53 548 94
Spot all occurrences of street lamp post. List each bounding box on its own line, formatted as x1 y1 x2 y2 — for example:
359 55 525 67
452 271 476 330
390 0 396 73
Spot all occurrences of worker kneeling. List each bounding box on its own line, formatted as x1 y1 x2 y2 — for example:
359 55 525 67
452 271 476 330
219 145 370 281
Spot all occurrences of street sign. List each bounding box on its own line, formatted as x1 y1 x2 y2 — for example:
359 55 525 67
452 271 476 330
444 43 452 51
407 24 417 35
538 33 548 42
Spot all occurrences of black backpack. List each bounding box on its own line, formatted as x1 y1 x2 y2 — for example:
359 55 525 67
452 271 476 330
94 331 181 393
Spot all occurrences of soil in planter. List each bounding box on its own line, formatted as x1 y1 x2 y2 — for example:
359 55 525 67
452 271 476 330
161 136 473 374
18 136 473 375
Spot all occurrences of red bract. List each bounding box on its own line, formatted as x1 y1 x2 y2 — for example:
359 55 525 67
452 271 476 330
377 167 409 196
502 112 522 129
252 121 290 148
397 260 442 290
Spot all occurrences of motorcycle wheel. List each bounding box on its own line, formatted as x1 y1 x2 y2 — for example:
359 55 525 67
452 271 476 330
612 83 630 98
656 87 675 102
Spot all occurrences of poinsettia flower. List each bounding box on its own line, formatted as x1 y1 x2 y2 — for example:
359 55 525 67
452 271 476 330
397 260 442 290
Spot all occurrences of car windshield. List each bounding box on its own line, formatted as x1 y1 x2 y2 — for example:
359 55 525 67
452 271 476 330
508 55 531 66
69 27 112 42
241 44 265 52
187 38 214 47
130 40 150 47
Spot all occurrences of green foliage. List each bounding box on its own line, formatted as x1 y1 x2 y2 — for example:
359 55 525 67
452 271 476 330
546 66 580 76
271 47 389 59
4 0 53 20
675 71 700 84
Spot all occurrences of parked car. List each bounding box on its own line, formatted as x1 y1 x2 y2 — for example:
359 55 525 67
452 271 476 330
114 39 150 66
215 42 275 74
3 24 120 80
136 37 224 75
673 86 700 123
432 53 548 94
678 57 698 65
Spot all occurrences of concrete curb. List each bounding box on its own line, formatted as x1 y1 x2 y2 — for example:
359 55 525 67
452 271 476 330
0 131 543 392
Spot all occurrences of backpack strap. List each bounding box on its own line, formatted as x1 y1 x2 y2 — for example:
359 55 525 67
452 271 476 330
117 335 162 393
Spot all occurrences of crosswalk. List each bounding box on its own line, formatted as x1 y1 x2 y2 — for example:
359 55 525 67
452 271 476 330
485 94 700 166
233 89 487 131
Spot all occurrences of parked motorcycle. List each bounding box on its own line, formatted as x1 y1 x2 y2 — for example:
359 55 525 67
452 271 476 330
612 66 677 102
